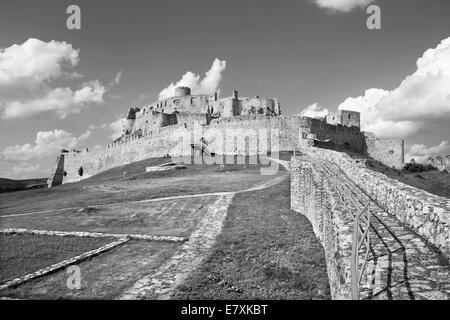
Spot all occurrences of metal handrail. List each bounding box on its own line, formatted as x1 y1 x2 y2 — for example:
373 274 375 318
351 202 371 300
319 162 371 300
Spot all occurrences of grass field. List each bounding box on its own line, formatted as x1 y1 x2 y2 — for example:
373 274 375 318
0 155 289 216
340 150 450 198
1 196 219 237
0 152 331 300
370 163 450 198
0 240 180 299
172 177 331 300
0 233 113 284
362 157 450 198
0 178 47 193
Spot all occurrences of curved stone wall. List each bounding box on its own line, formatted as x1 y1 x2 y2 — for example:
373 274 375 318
306 148 450 259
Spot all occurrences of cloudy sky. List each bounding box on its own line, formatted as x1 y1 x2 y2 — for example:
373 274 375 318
0 0 449 179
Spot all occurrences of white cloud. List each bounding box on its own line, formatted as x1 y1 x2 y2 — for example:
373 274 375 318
337 37 450 138
12 163 41 175
89 116 124 140
313 0 376 12
300 103 329 118
0 129 90 162
0 38 106 119
0 38 79 96
106 117 124 140
2 81 105 119
406 141 450 163
159 58 226 100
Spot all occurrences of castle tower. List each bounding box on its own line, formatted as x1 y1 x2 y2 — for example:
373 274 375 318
274 98 281 115
338 110 360 128
232 90 241 116
175 86 191 97
124 107 136 135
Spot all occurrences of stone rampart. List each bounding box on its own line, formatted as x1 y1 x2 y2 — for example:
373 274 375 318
54 115 403 186
306 148 450 259
291 157 353 299
47 154 65 187
363 132 404 169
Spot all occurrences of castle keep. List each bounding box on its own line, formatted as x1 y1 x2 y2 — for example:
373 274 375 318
122 86 281 139
47 87 404 187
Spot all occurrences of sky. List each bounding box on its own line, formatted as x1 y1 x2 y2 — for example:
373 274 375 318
0 0 449 179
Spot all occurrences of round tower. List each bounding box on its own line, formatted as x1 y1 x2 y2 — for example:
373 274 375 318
175 86 191 97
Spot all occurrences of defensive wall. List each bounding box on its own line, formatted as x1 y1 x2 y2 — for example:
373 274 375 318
291 148 450 272
51 114 404 185
363 132 404 169
291 156 354 299
305 148 450 258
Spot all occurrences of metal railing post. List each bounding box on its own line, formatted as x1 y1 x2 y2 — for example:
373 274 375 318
351 215 360 300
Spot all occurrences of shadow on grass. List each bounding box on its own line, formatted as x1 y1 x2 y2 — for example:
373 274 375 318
172 177 331 300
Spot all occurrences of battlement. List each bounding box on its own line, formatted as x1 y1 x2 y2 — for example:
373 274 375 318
47 87 404 187
122 87 282 141
326 110 360 128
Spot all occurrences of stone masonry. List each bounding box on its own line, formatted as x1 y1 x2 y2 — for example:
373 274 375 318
49 85 404 186
306 148 450 259
291 153 450 300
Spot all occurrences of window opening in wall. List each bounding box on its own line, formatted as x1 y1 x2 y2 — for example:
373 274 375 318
78 167 84 177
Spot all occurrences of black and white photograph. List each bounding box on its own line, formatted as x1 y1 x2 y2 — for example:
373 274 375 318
0 0 450 310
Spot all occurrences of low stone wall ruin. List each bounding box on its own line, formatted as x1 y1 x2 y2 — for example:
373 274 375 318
306 148 450 259
51 114 403 186
290 157 353 299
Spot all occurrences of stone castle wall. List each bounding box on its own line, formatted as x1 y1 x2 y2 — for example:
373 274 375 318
131 95 280 138
291 157 353 299
291 150 450 299
46 154 65 188
57 115 404 185
364 132 404 169
63 125 188 183
62 115 366 183
302 117 366 153
305 148 450 259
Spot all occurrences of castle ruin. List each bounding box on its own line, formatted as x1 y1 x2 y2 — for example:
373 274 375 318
47 87 404 187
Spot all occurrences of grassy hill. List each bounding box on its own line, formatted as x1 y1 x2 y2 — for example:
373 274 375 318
0 154 292 216
345 151 450 198
0 178 47 194
367 161 450 198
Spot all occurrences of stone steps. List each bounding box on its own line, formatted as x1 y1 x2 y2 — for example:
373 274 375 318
319 160 450 300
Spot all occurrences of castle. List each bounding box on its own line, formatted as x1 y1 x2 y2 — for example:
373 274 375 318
47 87 404 187
120 86 281 140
